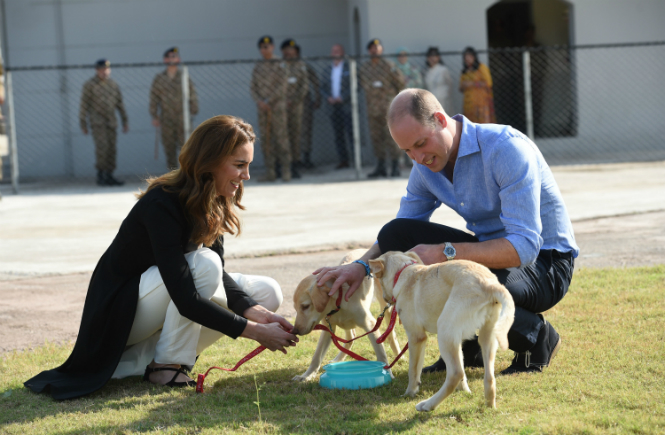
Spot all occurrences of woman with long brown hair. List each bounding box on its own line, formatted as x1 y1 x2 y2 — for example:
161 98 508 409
25 115 297 400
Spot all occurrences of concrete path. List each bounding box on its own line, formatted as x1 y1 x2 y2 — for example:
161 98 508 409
1 161 664 278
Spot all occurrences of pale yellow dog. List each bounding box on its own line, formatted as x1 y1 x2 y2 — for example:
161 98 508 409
291 249 401 381
369 251 515 411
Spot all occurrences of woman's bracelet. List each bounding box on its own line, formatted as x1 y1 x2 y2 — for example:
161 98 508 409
353 260 373 278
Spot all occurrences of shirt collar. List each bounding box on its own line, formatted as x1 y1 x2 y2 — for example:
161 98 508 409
453 114 480 158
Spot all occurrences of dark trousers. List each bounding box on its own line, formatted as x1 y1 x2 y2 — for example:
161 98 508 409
330 103 352 163
377 218 575 352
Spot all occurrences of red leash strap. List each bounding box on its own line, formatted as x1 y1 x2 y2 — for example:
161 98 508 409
196 345 267 393
376 306 398 344
384 342 409 369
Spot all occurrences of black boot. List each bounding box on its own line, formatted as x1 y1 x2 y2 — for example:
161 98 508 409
422 338 485 374
106 172 125 186
303 152 315 169
501 316 561 375
368 159 387 178
391 159 401 177
96 170 107 186
275 162 282 179
291 162 301 179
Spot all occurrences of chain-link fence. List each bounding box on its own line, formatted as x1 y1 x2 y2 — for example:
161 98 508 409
2 41 664 191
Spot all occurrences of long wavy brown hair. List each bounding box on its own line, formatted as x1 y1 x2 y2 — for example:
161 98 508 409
138 115 255 246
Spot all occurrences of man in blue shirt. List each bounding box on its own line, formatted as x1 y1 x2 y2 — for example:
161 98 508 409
315 88 578 374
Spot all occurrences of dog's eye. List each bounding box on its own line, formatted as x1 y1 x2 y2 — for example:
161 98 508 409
300 304 310 311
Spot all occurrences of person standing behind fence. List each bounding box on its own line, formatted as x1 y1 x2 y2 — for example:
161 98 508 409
359 38 405 178
79 59 128 186
396 47 424 89
295 44 321 170
251 36 291 182
321 43 353 170
459 46 496 124
149 47 199 170
281 39 308 179
424 46 455 115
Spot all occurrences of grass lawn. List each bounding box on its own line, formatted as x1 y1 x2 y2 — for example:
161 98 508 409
1 266 664 434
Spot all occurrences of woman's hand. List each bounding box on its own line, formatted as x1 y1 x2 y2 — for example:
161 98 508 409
240 320 298 354
241 305 298 353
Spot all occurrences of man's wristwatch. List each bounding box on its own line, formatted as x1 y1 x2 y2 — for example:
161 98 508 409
443 242 456 261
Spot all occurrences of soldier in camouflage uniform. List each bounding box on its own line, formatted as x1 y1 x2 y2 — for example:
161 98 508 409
281 39 308 178
251 36 291 182
79 59 128 186
295 44 321 170
149 47 199 169
359 38 405 178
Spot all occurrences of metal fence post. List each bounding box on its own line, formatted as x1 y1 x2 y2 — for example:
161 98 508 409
6 70 19 193
522 49 534 140
181 65 191 141
349 58 362 180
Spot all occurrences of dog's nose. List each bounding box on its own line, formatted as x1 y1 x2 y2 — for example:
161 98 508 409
291 327 300 335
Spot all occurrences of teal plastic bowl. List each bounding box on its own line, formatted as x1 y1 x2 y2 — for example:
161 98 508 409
319 361 392 390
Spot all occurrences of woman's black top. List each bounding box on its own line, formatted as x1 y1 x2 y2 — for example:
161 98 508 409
24 187 258 400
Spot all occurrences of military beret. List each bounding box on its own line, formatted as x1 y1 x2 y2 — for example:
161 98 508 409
280 38 297 50
367 38 382 50
163 47 178 57
258 35 274 47
95 59 111 68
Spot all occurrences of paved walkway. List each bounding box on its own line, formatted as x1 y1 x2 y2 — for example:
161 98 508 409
1 161 664 278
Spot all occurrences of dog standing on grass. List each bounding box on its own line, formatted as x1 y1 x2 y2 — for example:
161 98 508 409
369 251 515 411
291 249 401 381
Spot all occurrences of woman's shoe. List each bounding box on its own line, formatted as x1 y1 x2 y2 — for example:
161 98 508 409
143 365 196 388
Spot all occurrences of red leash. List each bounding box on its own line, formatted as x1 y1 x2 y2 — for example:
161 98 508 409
196 345 267 393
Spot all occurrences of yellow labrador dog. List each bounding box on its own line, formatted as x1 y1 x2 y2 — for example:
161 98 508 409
369 251 515 411
291 249 400 382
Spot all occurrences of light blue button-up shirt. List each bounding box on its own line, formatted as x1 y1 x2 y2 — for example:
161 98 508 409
397 115 579 266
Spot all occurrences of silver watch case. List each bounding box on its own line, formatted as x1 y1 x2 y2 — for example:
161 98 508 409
443 242 456 261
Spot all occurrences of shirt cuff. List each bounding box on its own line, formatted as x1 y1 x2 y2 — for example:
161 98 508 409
505 234 539 266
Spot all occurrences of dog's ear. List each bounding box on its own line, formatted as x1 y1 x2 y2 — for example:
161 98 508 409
369 259 385 278
406 251 424 264
311 284 331 313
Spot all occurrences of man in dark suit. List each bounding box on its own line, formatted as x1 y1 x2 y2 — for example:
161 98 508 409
320 44 353 169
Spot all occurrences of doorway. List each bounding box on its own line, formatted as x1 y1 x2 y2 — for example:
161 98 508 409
486 0 576 137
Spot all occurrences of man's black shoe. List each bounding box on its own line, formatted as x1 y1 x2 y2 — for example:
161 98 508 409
501 317 561 375
96 170 107 186
421 338 485 374
368 159 387 178
291 163 301 179
106 172 125 186
390 159 401 177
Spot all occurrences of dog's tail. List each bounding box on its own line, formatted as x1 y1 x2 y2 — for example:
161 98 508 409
490 282 515 351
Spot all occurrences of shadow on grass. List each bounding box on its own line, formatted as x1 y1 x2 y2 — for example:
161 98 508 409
1 364 493 434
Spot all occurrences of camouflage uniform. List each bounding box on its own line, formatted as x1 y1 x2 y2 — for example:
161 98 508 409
250 60 290 181
301 62 321 164
149 69 199 169
359 58 404 161
79 75 128 172
285 59 309 164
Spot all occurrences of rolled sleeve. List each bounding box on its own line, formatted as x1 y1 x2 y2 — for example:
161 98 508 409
493 138 544 265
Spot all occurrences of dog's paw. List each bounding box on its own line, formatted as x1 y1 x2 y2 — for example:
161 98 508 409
402 388 418 398
415 400 435 412
292 373 315 382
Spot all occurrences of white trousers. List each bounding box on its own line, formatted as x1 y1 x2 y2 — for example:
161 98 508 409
112 248 282 379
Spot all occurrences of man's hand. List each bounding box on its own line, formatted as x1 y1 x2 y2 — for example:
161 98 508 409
314 262 366 301
258 101 270 111
408 243 446 265
151 118 160 128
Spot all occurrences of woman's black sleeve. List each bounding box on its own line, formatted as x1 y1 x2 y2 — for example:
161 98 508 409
141 198 248 339
210 238 259 316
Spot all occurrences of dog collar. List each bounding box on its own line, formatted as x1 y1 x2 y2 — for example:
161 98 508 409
393 260 417 287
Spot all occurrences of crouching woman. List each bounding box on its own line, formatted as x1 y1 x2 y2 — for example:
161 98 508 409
25 115 298 400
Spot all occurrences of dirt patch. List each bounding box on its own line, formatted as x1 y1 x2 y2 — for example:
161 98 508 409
2 211 663 357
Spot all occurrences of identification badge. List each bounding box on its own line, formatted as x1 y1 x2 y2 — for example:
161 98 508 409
372 80 383 88
287 77 297 84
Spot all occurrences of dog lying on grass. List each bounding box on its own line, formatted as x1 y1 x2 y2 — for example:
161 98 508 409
369 251 515 411
291 249 400 381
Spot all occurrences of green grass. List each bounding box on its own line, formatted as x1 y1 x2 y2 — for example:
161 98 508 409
2 266 664 434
